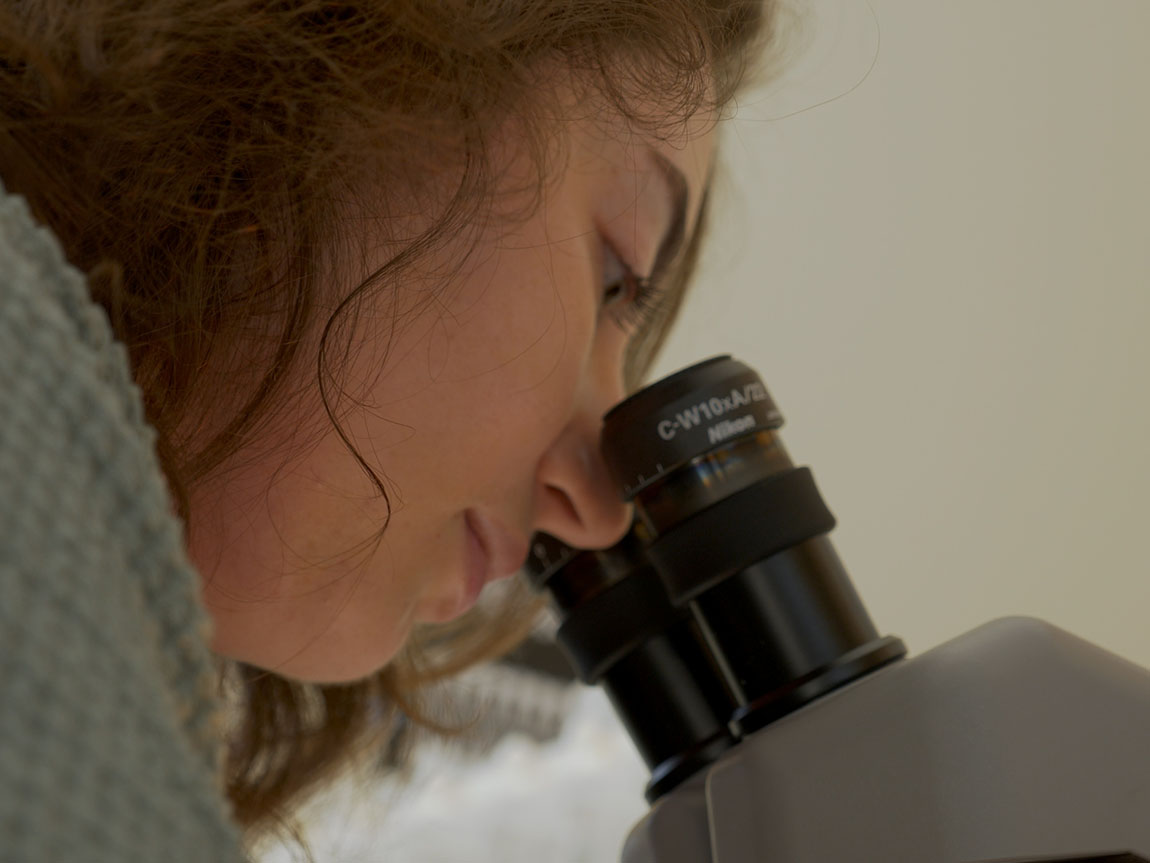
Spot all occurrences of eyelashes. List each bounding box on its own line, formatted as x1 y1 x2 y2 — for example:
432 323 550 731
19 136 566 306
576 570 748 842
600 237 667 332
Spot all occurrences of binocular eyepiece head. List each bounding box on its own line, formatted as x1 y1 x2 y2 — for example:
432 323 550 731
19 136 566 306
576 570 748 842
525 356 905 801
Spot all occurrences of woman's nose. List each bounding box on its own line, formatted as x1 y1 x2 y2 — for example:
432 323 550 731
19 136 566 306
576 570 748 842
532 385 632 550
532 421 632 549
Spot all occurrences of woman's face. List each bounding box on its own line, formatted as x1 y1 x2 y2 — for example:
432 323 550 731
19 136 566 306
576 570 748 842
188 92 716 683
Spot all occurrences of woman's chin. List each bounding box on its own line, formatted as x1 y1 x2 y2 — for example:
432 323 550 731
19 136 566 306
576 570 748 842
415 590 472 625
210 624 411 685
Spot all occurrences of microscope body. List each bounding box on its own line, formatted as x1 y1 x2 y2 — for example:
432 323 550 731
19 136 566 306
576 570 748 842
525 357 1150 863
623 616 1150 863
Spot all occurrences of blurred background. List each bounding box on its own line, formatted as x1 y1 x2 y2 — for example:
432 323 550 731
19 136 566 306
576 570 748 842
656 0 1150 666
262 1 1150 859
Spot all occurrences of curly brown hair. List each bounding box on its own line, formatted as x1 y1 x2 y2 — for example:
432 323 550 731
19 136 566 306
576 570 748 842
0 0 786 852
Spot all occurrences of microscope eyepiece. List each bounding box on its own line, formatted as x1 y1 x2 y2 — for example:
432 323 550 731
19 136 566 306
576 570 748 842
526 356 905 799
601 355 784 503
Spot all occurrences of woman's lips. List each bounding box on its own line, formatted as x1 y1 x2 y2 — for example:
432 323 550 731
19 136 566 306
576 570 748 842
459 510 528 614
462 516 489 612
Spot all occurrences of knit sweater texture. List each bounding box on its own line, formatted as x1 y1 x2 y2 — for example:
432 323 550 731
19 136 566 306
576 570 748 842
0 178 245 861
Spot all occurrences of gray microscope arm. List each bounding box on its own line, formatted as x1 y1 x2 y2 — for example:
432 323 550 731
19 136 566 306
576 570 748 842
623 617 1150 863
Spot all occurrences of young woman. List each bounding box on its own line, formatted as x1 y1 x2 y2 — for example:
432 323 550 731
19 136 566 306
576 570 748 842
0 0 784 858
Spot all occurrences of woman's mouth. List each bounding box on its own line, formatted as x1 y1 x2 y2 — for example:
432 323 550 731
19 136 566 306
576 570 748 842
457 509 529 616
461 512 490 613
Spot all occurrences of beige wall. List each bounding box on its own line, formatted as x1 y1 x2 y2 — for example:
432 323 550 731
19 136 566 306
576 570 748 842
653 1 1150 663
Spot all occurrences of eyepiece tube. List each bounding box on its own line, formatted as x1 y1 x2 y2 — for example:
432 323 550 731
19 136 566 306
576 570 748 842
525 531 738 801
602 356 905 736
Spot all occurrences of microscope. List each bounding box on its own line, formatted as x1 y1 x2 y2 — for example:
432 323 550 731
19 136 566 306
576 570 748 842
525 356 1150 863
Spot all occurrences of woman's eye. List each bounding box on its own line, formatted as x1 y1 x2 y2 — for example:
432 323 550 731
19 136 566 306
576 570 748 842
599 237 665 331
601 239 633 306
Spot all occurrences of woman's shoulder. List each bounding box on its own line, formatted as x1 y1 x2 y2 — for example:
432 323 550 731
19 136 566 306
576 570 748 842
0 179 245 861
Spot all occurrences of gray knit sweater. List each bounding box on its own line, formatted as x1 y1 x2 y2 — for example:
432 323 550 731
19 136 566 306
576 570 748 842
0 179 245 860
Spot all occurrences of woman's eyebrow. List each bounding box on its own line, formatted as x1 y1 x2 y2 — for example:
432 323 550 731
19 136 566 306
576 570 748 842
649 150 703 283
